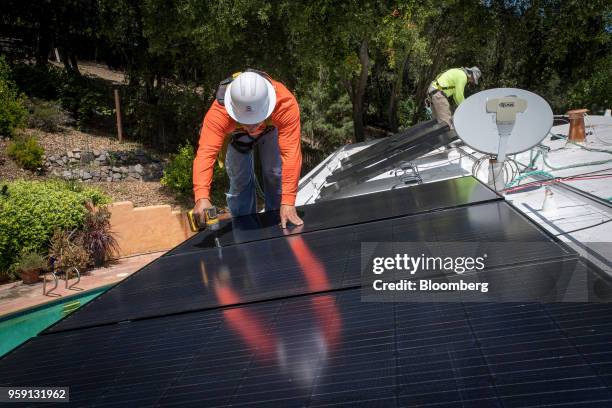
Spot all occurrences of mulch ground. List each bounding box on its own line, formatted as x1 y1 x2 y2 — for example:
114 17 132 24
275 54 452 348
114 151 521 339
1 128 191 210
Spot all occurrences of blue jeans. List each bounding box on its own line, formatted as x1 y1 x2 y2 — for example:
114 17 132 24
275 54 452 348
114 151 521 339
225 128 282 217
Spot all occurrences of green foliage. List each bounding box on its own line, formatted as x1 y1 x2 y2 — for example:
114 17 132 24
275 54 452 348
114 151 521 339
48 229 91 271
210 163 229 208
25 98 72 132
11 64 63 100
9 62 112 131
161 143 228 207
58 74 113 129
297 73 353 152
7 134 45 170
398 97 417 130
0 180 111 273
122 85 206 151
161 143 195 197
0 56 28 137
567 55 611 113
2 0 610 148
14 249 46 272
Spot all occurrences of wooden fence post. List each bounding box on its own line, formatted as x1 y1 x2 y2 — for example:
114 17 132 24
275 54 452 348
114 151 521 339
114 88 123 142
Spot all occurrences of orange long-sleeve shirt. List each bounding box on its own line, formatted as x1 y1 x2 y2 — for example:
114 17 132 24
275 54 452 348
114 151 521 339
193 79 302 206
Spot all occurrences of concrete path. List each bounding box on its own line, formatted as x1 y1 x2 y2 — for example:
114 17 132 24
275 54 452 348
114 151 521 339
0 251 165 318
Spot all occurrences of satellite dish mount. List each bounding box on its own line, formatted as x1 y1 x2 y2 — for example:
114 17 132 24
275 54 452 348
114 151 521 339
485 96 528 162
453 88 552 191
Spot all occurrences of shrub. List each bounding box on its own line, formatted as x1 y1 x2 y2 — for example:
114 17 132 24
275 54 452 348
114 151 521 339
11 62 113 131
82 205 119 266
161 143 228 207
11 63 62 100
25 98 72 132
0 56 28 137
7 135 45 170
161 143 195 198
58 73 113 129
0 180 111 273
48 229 90 271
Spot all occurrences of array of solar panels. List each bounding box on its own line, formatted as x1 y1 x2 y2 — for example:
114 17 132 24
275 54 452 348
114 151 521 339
317 120 457 200
2 176 612 407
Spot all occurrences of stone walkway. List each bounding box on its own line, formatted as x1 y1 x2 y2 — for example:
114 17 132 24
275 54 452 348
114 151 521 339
0 251 165 318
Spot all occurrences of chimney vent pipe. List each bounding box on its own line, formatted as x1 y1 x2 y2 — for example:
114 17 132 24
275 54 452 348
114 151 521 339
567 108 588 143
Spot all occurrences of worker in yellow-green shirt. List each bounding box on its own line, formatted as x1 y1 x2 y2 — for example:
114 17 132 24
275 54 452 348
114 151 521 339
427 67 481 128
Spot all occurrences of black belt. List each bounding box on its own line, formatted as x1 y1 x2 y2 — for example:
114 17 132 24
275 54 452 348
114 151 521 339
230 126 275 154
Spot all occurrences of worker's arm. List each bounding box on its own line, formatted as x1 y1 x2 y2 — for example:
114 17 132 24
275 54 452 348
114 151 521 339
193 101 233 203
272 81 303 227
274 91 302 206
453 71 468 105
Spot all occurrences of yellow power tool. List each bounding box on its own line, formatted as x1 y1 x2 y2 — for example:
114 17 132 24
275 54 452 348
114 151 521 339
187 207 221 247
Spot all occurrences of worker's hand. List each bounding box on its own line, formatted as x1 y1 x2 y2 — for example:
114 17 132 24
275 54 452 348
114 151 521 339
194 198 212 225
280 204 303 229
282 223 304 236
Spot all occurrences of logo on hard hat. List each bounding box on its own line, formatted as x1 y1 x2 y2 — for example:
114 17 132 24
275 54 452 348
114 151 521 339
246 105 253 112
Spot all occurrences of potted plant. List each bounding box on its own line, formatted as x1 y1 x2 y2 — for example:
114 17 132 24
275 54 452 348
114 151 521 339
14 249 46 284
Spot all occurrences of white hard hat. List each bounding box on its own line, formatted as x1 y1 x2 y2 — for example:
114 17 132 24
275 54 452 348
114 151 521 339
224 71 276 124
466 66 482 85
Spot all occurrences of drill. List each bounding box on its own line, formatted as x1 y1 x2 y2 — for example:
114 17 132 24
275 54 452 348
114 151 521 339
187 206 221 247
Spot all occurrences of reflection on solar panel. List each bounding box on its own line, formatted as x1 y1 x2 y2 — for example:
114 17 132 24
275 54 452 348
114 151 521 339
2 176 611 407
167 176 499 255
3 290 612 407
49 200 573 332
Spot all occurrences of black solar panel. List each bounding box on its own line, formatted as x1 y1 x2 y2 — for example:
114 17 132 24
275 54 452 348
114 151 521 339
2 172 611 407
167 176 499 255
46 200 572 333
3 289 612 407
318 124 458 200
335 120 440 170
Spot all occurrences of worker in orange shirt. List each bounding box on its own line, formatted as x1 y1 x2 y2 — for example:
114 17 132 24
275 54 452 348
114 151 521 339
192 70 304 228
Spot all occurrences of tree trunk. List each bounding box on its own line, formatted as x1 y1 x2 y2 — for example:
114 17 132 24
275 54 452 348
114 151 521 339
414 35 449 122
351 39 370 143
69 53 81 76
388 54 410 132
59 48 72 72
36 19 52 65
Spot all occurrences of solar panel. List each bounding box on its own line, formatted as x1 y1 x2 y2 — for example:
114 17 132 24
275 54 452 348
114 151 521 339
318 125 458 200
335 120 440 170
3 168 611 407
3 289 612 407
167 176 500 255
48 200 572 333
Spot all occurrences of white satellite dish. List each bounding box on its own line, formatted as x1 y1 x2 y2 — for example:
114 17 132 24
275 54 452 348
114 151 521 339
454 88 553 161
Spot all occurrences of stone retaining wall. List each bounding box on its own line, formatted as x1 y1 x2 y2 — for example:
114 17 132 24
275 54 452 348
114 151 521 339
44 149 164 182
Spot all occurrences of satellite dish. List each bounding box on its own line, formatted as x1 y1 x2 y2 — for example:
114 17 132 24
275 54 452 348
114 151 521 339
454 88 553 161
